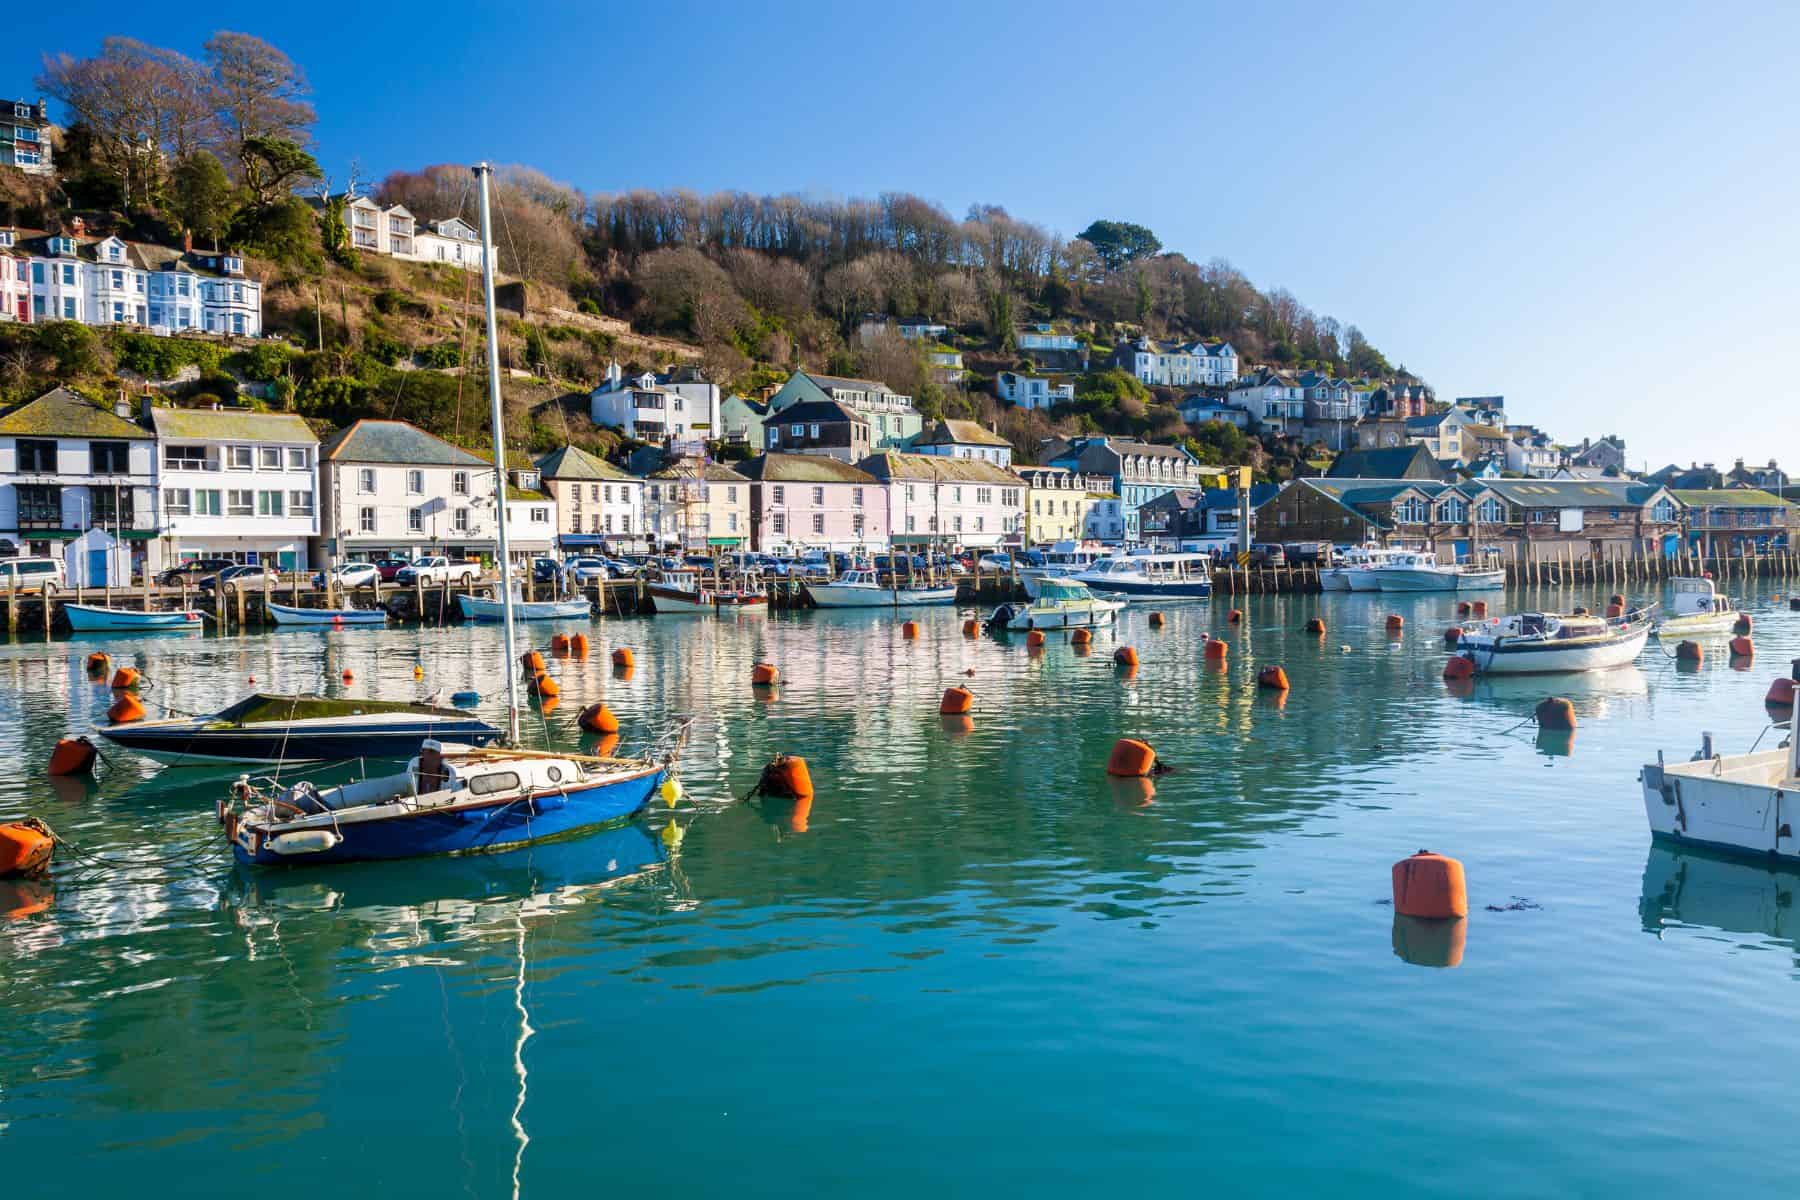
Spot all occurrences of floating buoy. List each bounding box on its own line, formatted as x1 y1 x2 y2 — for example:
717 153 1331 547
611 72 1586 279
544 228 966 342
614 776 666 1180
0 820 54 878
1456 601 1472 617
48 736 98 776
1148 612 1166 628
106 693 146 723
1766 677 1796 708
757 754 814 799
1105 738 1157 778
579 703 619 734
1471 601 1488 618
1113 646 1138 668
660 777 683 807
1304 617 1326 635
1026 629 1046 649
528 671 559 699
451 690 481 707
939 686 973 715
1606 603 1624 619
1443 627 1461 645
1071 628 1093 646
1609 593 1625 609
571 633 590 659
341 668 354 684
751 662 780 686
1203 638 1228 661
84 652 111 678
1730 636 1755 659
550 634 571 656
1443 655 1475 681
1392 850 1468 919
110 666 140 690
1227 609 1243 624
413 664 424 680
962 618 978 638
1392 913 1466 969
1257 665 1290 691
1735 613 1753 637
611 648 634 670
1386 614 1404 632
902 620 920 639
1535 696 1577 730
521 649 545 675
1676 640 1703 663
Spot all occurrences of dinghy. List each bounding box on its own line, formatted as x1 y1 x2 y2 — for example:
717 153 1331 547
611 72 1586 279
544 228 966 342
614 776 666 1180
65 603 203 631
269 600 390 626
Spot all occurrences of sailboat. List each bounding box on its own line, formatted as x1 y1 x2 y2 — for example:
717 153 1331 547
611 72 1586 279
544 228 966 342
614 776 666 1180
218 164 686 867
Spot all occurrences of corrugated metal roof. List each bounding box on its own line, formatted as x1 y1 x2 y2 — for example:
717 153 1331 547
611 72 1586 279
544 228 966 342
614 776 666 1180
0 387 151 438
320 419 485 465
150 406 315 444
1482 478 1665 506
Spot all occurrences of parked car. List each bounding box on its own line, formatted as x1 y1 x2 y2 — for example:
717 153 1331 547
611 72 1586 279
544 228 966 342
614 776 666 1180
312 562 380 589
978 552 1013 570
155 557 234 587
396 557 482 586
202 563 280 592
0 555 65 589
564 556 621 585
372 557 414 582
531 558 565 585
1281 541 1331 566
1248 543 1287 567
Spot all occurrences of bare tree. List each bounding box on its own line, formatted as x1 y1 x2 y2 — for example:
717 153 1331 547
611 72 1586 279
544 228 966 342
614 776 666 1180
204 31 315 171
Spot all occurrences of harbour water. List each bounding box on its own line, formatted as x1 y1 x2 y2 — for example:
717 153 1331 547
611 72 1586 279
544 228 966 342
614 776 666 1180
3 584 1799 1196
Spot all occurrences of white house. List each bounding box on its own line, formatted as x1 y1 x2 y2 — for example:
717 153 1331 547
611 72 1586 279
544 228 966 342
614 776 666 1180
1506 428 1560 478
644 459 753 551
536 444 645 552
407 217 487 272
857 453 1024 550
0 387 159 580
1113 337 1238 387
914 419 1014 468
343 196 417 258
996 371 1075 410
8 229 261 336
1179 394 1252 429
150 405 319 570
590 361 721 447
1227 369 1305 433
1016 324 1082 352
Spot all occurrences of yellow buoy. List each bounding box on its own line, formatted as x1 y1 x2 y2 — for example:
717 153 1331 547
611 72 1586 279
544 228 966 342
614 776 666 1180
660 777 683 806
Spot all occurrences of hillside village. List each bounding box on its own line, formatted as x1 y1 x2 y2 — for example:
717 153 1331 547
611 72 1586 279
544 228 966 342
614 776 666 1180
0 31 1794 583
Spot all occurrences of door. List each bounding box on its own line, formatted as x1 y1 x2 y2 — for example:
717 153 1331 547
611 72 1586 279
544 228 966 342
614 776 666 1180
87 548 108 587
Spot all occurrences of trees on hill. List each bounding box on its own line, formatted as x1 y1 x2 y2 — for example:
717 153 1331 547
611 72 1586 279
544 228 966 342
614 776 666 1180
1075 220 1161 271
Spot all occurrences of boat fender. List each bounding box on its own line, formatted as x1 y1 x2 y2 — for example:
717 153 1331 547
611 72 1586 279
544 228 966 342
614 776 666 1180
751 754 813 800
1304 617 1326 635
1676 640 1703 663
267 829 343 856
611 648 634 670
962 619 979 638
451 691 482 707
1767 678 1797 709
110 666 140 690
1257 665 1290 691
1203 638 1228 661
1105 738 1157 778
901 620 920 639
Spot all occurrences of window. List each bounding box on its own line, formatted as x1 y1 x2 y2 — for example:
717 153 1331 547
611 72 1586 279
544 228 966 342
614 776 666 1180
289 491 314 516
453 471 469 495
530 507 548 523
853 513 864 535
975 516 984 532
812 513 825 534
603 484 612 503
60 264 74 285
195 490 222 516
288 448 308 470
406 470 424 495
906 515 916 533
905 484 915 501
604 513 614 533
357 468 377 494
259 447 281 469
408 508 424 533
727 486 738 502
954 515 964 532
227 489 254 517
61 297 74 319
227 445 253 470
726 514 736 532
648 484 660 501
257 490 284 517
16 439 55 472
589 515 603 533
468 770 521 796
791 425 804 438
453 508 469 533
1477 498 1505 524
809 424 820 438
164 488 192 516
360 507 376 533
1395 497 1429 524
1652 498 1676 523
772 513 785 535
811 486 824 505
768 427 780 445
15 484 60 524
772 485 785 504
852 487 863 507
621 515 631 533
1439 499 1468 523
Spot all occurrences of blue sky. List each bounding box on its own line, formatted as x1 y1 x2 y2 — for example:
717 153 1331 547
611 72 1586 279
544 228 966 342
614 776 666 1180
8 2 1796 471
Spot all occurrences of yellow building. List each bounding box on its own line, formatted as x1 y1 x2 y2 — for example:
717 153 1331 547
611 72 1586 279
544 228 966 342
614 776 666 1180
1018 465 1100 545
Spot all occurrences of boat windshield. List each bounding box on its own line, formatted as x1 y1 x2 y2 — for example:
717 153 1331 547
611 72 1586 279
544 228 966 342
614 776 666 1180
1037 579 1092 601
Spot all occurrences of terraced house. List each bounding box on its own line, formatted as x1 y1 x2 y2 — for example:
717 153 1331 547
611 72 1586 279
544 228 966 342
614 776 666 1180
1045 436 1204 540
152 405 318 570
536 444 644 552
855 453 1024 550
1112 336 1239 387
1671 488 1796 557
2 228 261 335
737 453 888 554
765 370 921 450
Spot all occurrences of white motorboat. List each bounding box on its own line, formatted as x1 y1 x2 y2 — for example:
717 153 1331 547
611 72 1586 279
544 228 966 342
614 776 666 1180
1019 541 1108 599
1453 609 1652 674
1076 552 1213 600
646 568 767 615
1653 576 1742 638
1641 704 1800 863
806 569 957 608
1327 545 1410 592
270 600 390 626
1371 550 1460 592
458 592 591 621
986 578 1125 632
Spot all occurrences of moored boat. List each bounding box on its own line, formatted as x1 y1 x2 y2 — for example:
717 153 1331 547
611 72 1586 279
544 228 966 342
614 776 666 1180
65 602 203 631
1653 576 1741 637
99 692 503 764
269 600 390 626
986 578 1126 631
806 569 957 608
1370 550 1460 592
457 591 591 622
646 568 767 615
1020 541 1108 598
1452 608 1652 674
1641 684 1800 862
1077 551 1213 600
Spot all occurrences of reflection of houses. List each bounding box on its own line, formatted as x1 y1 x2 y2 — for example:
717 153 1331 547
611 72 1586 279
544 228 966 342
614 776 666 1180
1671 488 1796 556
536 444 643 552
765 370 921 450
856 453 1024 550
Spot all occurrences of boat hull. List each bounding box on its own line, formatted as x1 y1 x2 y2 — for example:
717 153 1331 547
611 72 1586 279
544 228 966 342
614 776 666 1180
100 715 502 764
1642 752 1799 861
1081 578 1212 600
990 600 1125 631
1456 569 1506 591
1345 569 1383 592
1319 570 1352 592
806 584 958 608
1459 625 1650 674
645 584 767 615
457 594 592 621
269 601 388 626
1654 612 1740 637
232 767 664 866
1370 568 1458 592
65 603 202 631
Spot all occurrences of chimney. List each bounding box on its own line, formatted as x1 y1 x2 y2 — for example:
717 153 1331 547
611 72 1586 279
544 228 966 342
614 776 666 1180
113 388 129 419
140 395 153 422
70 215 85 236
183 230 192 254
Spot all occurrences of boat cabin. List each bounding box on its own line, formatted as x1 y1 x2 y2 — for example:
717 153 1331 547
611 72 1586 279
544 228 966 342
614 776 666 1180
1084 552 1211 581
1669 576 1729 617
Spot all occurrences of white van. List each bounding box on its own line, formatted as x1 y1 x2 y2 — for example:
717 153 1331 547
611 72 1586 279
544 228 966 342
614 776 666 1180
0 556 65 589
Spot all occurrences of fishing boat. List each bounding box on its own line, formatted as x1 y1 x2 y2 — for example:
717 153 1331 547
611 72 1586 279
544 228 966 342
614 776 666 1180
646 568 767 615
1019 541 1108 599
986 578 1126 631
457 588 591 622
1452 608 1652 674
806 569 957 608
1320 543 1384 592
1077 552 1213 600
1341 545 1413 592
99 693 502 764
64 602 203 631
268 600 390 626
216 163 688 868
1653 576 1742 638
1640 688 1800 862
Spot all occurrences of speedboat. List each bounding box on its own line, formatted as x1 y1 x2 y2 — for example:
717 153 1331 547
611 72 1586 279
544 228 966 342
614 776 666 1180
806 569 957 608
986 578 1126 631
220 736 679 866
65 603 203 631
1019 541 1108 598
99 692 502 764
1641 697 1800 862
1452 609 1652 674
1653 576 1742 638
1077 552 1213 600
646 568 767 615
269 600 390 626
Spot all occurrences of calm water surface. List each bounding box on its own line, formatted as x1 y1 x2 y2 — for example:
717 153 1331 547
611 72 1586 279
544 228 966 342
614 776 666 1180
2 583 1798 1197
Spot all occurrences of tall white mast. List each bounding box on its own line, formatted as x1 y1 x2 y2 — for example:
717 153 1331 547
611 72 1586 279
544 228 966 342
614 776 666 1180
475 163 521 745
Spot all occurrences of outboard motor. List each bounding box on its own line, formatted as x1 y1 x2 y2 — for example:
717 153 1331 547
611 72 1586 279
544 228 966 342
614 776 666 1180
986 604 1016 632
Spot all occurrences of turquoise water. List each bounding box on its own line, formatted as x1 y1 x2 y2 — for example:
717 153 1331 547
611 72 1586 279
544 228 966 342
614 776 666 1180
2 583 1798 1196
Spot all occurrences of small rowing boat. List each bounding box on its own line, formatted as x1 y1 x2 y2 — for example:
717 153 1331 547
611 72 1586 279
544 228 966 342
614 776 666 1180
64 602 203 632
458 591 592 621
268 600 390 626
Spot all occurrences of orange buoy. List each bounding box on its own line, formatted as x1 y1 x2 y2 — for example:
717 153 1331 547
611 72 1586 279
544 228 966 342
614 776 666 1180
521 650 546 674
1105 738 1157 778
1734 613 1753 637
757 754 814 799
1392 913 1466 969
1304 617 1326 635
1227 608 1243 624
1113 645 1138 668
1257 665 1290 691
1443 655 1475 680
550 634 571 657
939 685 974 715
0 820 54 878
1767 677 1797 708
110 666 140 690
1456 601 1472 617
1471 600 1488 618
84 651 111 678
1730 636 1755 659
962 618 979 638
571 632 590 659
1203 638 1228 661
528 671 559 698
751 662 780 686
1606 603 1624 619
1386 614 1404 632
579 703 619 734
940 714 974 737
341 668 354 684
1609 593 1625 608
611 647 634 670
1392 850 1468 919
48 736 98 776
902 620 920 639
1071 628 1093 646
1676 640 1703 663
1148 612 1166 628
1026 629 1046 649
1535 696 1577 730
106 693 146 723
1443 627 1461 645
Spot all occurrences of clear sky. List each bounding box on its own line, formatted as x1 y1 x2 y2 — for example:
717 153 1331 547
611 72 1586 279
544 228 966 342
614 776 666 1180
7 2 1796 472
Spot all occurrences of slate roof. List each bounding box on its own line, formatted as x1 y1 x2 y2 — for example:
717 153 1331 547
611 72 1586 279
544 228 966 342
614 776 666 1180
8 230 247 278
320 418 485 465
855 452 1022 484
150 406 314 444
773 399 866 425
1483 479 1667 507
1326 445 1445 480
923 419 1010 448
536 444 635 481
648 459 751 483
0 387 150 439
800 371 898 395
1671 489 1792 508
734 453 878 484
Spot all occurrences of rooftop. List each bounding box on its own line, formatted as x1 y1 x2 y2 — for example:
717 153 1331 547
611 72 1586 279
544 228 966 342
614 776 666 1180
856 452 1022 484
923 419 1011 448
734 452 879 485
536 444 635 482
0 387 150 439
320 418 485 465
150 406 315 445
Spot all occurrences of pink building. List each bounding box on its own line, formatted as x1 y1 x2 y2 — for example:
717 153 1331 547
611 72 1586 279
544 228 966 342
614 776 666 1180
856 452 1025 551
737 452 890 554
0 243 30 323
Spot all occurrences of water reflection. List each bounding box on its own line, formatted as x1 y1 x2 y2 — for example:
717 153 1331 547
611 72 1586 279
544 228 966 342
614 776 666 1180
1640 842 1800 959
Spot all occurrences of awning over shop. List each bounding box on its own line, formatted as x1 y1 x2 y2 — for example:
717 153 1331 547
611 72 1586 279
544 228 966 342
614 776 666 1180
706 537 743 546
